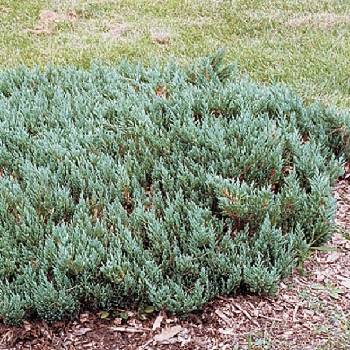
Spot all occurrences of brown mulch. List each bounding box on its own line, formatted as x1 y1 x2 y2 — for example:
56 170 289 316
1 175 350 350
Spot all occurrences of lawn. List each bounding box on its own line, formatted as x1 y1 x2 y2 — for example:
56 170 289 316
1 0 350 108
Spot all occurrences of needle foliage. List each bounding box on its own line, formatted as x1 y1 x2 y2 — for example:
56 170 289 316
0 53 349 324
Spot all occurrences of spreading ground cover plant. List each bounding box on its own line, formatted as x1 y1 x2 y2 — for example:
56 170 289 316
0 53 349 324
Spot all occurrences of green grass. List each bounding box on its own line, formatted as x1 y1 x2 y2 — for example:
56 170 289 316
1 0 350 108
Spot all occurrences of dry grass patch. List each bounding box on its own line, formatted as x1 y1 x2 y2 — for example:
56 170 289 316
103 23 130 40
247 9 289 22
286 12 350 29
27 9 78 35
150 28 172 45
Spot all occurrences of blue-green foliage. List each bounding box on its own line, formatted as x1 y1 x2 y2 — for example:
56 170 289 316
0 53 348 324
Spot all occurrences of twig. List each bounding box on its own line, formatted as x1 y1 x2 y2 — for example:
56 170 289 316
292 304 300 322
231 302 259 327
110 326 151 333
258 314 283 322
215 309 232 325
137 339 153 349
217 295 232 302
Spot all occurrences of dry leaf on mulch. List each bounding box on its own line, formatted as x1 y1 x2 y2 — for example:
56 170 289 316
152 314 164 331
154 325 183 343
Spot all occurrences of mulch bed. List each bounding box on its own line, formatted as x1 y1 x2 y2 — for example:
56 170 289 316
1 174 350 350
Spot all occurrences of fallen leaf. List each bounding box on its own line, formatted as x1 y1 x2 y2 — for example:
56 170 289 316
280 282 287 289
79 313 90 323
98 311 110 319
144 306 155 314
340 278 350 289
152 314 164 331
154 325 182 342
292 304 300 322
282 330 294 339
73 327 92 336
218 328 235 335
23 321 31 332
119 311 129 320
326 252 341 263
113 318 122 325
155 85 168 98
